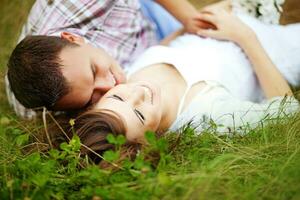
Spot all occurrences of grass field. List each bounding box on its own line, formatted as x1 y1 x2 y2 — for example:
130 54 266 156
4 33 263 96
1 1 300 199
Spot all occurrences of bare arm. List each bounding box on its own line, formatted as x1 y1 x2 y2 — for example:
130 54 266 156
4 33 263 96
158 0 231 45
201 0 232 12
237 33 293 98
197 9 293 99
155 0 214 33
159 28 185 46
155 0 198 24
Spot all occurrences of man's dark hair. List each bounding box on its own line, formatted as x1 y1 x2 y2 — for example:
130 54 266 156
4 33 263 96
7 35 78 110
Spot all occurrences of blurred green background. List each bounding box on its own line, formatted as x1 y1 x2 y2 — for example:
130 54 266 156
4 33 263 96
0 1 299 200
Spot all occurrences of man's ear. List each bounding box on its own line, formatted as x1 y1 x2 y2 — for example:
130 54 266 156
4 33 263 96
60 32 85 44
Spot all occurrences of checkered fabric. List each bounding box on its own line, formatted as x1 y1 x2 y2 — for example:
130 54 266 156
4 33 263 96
5 0 157 119
18 0 157 67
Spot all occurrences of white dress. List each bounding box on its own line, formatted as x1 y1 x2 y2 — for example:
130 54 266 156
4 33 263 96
169 83 298 134
129 14 300 102
128 14 300 134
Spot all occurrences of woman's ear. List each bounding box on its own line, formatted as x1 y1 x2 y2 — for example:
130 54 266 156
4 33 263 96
60 32 85 44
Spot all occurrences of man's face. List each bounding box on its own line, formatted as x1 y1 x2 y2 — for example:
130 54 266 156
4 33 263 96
55 33 126 110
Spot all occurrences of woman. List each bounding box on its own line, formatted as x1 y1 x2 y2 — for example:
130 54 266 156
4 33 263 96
52 8 299 163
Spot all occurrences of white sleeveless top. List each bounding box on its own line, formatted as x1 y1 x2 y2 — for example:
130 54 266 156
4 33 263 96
128 14 300 103
127 14 300 133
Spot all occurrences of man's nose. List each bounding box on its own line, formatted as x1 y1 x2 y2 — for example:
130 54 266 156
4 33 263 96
94 74 116 92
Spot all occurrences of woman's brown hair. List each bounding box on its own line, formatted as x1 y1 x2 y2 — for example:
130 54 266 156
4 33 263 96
50 109 138 167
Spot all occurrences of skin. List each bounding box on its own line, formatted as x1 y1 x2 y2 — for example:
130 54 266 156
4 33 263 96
53 0 227 110
54 32 126 110
196 8 293 98
93 61 206 143
94 81 163 143
156 0 215 33
93 9 293 143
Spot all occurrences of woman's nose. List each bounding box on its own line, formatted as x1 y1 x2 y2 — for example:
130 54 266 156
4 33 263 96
128 87 144 106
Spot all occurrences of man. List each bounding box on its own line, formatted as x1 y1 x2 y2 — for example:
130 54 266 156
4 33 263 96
6 0 210 119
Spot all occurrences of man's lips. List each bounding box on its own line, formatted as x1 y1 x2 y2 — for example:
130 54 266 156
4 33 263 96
111 70 125 85
109 71 117 86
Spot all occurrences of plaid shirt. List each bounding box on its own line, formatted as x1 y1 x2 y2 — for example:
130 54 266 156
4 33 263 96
6 0 157 119
19 0 157 68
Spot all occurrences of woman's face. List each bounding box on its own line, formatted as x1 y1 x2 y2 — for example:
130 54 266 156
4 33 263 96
93 81 162 143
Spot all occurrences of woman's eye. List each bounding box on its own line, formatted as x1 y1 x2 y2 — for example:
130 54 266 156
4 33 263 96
135 109 145 121
110 95 124 101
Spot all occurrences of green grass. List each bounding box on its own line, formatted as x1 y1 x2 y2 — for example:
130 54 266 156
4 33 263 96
1 1 300 200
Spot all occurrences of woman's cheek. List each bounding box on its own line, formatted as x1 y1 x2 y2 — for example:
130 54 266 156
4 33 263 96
147 110 161 131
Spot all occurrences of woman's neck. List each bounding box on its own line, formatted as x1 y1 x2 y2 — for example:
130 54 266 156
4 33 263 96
128 63 187 132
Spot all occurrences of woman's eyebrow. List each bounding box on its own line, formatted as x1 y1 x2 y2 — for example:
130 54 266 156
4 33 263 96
134 110 145 125
110 95 123 101
107 96 144 125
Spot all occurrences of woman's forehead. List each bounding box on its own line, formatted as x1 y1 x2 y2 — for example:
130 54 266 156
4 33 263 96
95 99 137 131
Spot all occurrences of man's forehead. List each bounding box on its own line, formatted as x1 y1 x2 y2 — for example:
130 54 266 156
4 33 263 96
59 46 87 67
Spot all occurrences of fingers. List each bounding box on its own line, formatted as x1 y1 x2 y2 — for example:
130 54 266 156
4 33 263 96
201 3 229 14
193 14 217 29
199 0 232 13
191 19 215 29
197 12 218 26
197 29 219 39
199 22 216 30
201 5 221 15
184 18 216 34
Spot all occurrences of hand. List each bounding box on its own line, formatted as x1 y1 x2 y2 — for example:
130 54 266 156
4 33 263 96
183 13 216 34
196 7 254 44
201 0 232 13
184 0 232 34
